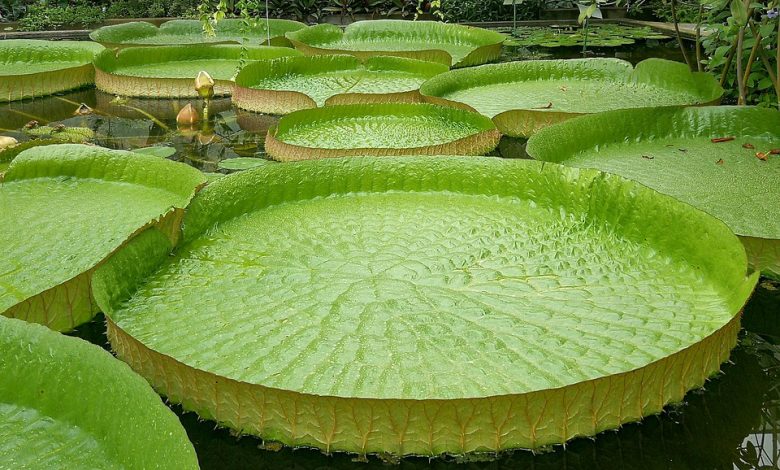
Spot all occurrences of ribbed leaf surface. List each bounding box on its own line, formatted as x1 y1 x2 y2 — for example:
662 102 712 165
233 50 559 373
264 103 500 160
233 55 448 113
0 144 205 331
90 19 307 47
286 20 505 67
95 157 756 456
94 45 301 98
0 40 104 102
0 316 197 469
527 106 780 278
420 58 723 136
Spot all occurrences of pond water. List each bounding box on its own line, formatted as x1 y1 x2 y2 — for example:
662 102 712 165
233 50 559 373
2 35 776 468
0 36 686 168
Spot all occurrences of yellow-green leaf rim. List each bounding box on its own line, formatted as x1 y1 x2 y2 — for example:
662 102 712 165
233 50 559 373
89 19 307 48
526 105 780 279
285 20 505 68
94 45 301 98
264 103 501 161
233 55 449 115
0 40 104 103
419 58 724 137
0 144 205 331
93 156 756 457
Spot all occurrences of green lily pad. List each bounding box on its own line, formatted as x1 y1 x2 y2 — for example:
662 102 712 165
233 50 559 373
203 172 227 182
217 157 272 171
94 45 301 98
93 156 756 456
0 316 197 469
509 24 667 48
132 146 177 159
527 106 780 278
0 144 205 331
264 103 501 161
24 126 94 143
90 19 307 48
0 40 104 103
233 55 449 114
420 58 723 137
286 20 505 68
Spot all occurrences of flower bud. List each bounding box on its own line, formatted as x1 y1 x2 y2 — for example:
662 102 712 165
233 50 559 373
195 71 215 100
176 103 200 126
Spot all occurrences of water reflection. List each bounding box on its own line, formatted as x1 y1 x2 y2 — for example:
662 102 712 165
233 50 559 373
0 89 281 172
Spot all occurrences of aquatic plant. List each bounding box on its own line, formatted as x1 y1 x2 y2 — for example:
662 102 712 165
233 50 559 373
89 19 307 48
420 58 723 137
233 55 449 114
0 40 104 103
0 144 205 331
504 24 669 48
94 45 301 98
0 316 198 469
526 105 780 279
263 103 501 161
93 156 756 457
285 20 505 67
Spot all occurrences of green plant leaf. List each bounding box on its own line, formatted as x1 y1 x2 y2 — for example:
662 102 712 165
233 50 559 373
132 146 176 159
94 45 301 98
730 0 749 26
93 156 755 456
526 106 780 277
0 40 104 102
420 58 723 137
285 20 505 67
90 19 307 48
0 315 198 469
234 55 449 114
0 144 205 331
264 103 500 161
217 157 272 171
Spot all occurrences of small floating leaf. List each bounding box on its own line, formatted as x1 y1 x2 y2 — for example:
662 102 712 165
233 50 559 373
132 146 176 159
217 157 272 171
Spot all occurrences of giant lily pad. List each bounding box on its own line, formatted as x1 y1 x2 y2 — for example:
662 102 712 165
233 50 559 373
0 316 198 468
233 55 449 115
0 40 104 103
285 20 505 68
90 19 307 48
93 156 756 457
526 106 780 279
94 45 301 98
0 144 205 331
419 58 723 137
264 103 500 161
